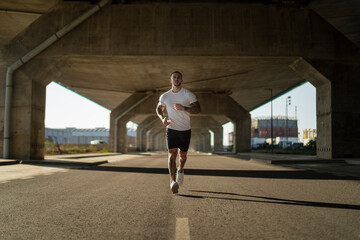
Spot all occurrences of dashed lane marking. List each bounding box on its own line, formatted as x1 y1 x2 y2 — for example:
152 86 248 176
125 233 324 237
176 218 190 240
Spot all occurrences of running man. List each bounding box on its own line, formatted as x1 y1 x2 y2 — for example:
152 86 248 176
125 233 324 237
156 71 201 194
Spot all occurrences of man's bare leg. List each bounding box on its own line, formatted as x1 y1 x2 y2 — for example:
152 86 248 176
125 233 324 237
176 151 187 186
179 151 187 172
168 148 178 183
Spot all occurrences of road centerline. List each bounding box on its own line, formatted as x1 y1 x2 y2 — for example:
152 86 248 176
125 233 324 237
176 218 190 240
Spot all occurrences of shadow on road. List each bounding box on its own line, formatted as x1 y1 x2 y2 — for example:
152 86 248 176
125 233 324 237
176 190 360 210
70 165 359 180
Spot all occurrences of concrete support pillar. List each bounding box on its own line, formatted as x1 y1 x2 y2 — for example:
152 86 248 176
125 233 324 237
144 120 163 152
113 115 131 154
136 116 157 152
110 93 151 153
153 132 160 151
154 131 166 151
198 135 203 152
200 135 205 152
0 67 5 157
204 131 211 152
229 114 251 153
189 135 196 151
211 127 223 152
193 130 208 152
194 134 201 152
0 68 46 159
292 58 360 158
316 81 332 159
316 63 360 158
160 132 166 151
148 128 162 151
192 116 224 152
190 134 198 151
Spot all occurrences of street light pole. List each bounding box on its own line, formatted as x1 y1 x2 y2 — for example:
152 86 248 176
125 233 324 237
265 88 273 153
286 96 291 149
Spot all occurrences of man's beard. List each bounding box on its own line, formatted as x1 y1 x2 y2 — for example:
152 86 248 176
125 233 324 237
175 82 181 87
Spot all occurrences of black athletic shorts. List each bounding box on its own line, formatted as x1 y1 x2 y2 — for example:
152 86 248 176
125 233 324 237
166 128 191 152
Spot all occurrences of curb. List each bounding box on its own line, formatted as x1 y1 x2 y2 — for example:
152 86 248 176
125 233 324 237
250 159 346 165
0 160 19 166
21 159 108 166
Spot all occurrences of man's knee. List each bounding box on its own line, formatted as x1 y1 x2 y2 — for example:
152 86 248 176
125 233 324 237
179 151 187 160
169 148 178 158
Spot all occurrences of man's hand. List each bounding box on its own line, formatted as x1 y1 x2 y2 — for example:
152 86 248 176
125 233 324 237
174 104 184 111
162 117 171 126
157 102 171 126
174 101 201 114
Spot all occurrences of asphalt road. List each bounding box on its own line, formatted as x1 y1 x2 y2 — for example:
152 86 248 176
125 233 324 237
0 153 359 239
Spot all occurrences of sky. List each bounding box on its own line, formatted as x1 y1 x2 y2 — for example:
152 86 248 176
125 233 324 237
45 81 316 144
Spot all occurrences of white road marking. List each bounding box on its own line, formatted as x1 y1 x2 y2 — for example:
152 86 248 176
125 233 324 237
176 218 190 240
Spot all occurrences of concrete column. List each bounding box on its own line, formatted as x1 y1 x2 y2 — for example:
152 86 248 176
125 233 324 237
193 130 207 152
194 134 201 152
142 119 163 152
153 131 160 151
1 68 46 159
204 131 211 152
191 116 224 153
160 132 166 151
154 131 166 151
316 63 360 158
116 116 132 154
229 114 251 153
200 135 205 152
148 128 163 151
211 127 223 152
291 58 360 158
189 134 196 151
316 82 332 159
136 116 157 152
190 133 198 151
0 67 6 157
199 137 204 152
110 93 153 153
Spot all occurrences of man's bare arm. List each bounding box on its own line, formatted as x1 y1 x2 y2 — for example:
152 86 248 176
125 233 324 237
184 101 201 114
156 102 165 120
156 102 171 126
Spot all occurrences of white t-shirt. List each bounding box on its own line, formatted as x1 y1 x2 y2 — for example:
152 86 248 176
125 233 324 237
159 88 197 131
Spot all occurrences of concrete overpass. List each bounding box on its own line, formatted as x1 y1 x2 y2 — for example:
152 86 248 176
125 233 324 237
1 0 359 159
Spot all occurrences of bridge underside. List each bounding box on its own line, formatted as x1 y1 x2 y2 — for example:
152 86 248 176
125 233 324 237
1 1 359 159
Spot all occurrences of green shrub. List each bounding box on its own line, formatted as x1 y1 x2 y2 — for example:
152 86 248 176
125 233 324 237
99 148 109 153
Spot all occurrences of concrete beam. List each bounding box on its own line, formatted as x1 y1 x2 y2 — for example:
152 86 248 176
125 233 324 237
4 3 357 61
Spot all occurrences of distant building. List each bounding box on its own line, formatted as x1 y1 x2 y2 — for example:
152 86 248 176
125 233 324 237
45 127 137 146
45 127 109 144
303 129 316 146
251 116 299 148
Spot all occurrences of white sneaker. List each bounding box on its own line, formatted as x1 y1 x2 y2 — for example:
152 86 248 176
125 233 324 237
170 181 179 194
177 169 184 186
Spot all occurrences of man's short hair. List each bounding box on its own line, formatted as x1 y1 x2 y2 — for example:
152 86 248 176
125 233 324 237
170 71 183 78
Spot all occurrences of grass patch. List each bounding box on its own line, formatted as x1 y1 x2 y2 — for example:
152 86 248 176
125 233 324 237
45 139 109 155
